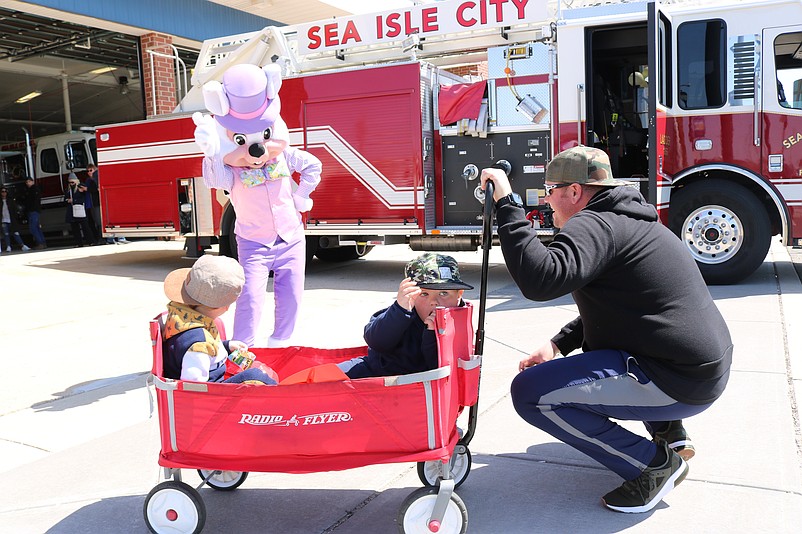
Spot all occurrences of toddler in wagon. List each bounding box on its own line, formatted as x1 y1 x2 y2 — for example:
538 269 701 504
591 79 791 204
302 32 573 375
337 253 473 379
162 255 277 385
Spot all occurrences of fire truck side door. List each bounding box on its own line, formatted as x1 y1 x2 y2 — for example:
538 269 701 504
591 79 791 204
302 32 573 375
35 139 66 201
762 27 802 192
647 2 673 209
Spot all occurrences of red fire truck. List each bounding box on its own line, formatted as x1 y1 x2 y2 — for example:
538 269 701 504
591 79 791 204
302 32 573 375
97 0 802 284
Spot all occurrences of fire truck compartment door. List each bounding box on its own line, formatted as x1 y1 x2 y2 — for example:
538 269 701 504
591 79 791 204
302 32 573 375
102 181 177 230
303 91 423 222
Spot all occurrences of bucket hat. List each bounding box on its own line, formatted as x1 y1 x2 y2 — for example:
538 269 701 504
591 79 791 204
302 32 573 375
164 255 245 308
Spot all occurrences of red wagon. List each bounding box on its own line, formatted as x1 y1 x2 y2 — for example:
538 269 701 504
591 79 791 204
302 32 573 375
145 301 484 534
143 175 502 534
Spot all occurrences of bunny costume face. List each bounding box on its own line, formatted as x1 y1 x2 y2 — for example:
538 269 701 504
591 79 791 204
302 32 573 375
202 63 289 169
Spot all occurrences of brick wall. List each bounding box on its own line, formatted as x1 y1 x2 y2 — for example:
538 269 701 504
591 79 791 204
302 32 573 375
140 33 177 117
444 62 489 79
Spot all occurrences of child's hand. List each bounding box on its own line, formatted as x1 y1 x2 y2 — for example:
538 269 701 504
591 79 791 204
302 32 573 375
396 277 421 311
424 310 436 330
229 340 248 353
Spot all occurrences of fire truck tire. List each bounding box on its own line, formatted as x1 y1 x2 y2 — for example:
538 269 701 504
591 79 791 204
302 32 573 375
668 179 771 285
306 236 319 264
314 245 374 262
219 234 237 259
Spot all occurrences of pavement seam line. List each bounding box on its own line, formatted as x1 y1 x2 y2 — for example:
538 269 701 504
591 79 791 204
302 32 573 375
0 437 49 453
772 250 802 468
321 463 421 532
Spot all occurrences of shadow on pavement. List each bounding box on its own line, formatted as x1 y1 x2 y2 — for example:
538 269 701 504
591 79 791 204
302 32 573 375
45 487 407 534
32 373 148 412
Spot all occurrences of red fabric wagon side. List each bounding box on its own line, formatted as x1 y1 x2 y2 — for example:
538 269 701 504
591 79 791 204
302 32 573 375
149 304 480 474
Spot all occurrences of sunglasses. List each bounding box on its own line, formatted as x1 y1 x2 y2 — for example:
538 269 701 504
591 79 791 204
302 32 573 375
543 183 575 196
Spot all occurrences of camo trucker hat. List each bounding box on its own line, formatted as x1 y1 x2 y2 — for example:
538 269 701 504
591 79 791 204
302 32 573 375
404 253 473 290
545 146 630 187
164 255 245 308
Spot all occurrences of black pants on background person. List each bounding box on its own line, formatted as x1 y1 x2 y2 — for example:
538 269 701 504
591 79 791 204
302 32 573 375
70 218 94 247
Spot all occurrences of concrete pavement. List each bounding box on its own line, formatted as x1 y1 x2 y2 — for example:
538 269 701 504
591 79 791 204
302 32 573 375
0 238 800 533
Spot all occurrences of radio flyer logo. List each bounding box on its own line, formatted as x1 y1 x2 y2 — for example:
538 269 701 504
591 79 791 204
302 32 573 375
238 411 353 427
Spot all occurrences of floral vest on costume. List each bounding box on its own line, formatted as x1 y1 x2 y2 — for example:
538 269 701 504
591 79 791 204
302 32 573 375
230 154 303 246
162 302 228 381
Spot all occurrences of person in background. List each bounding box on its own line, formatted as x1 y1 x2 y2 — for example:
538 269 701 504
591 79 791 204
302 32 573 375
1 187 29 252
84 164 102 244
87 164 127 245
65 174 93 247
481 146 732 514
17 176 46 249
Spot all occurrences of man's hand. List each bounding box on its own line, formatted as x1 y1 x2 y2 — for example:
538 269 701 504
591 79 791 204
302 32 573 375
519 341 560 371
480 167 513 202
192 112 220 158
396 277 422 312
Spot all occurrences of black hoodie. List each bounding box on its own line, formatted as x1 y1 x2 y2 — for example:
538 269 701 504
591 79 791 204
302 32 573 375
496 185 732 405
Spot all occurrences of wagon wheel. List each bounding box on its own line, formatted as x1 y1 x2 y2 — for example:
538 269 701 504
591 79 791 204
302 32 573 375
144 481 206 534
397 486 468 534
417 447 472 488
197 469 249 491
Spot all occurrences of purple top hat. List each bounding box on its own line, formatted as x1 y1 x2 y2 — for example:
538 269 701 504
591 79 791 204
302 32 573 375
214 64 281 133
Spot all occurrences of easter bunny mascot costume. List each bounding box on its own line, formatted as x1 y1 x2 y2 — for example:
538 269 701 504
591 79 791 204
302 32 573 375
193 63 322 348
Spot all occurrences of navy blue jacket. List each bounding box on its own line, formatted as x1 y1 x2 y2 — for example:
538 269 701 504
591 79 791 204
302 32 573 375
352 301 439 378
163 327 230 382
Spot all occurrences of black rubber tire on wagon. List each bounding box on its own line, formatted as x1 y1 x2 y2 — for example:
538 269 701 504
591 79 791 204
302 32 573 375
197 469 248 491
144 481 206 534
397 486 468 534
417 447 472 489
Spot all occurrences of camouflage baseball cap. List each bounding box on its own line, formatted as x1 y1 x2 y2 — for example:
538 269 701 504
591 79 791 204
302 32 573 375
404 253 473 290
545 146 631 186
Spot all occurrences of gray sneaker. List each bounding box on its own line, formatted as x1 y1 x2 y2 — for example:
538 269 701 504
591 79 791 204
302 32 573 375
653 420 695 461
602 444 689 513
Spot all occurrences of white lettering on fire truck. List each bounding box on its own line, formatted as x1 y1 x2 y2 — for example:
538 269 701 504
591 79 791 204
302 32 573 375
238 412 353 426
298 0 546 54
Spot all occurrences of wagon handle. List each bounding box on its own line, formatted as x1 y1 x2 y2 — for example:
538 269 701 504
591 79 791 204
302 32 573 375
474 178 493 357
462 166 504 448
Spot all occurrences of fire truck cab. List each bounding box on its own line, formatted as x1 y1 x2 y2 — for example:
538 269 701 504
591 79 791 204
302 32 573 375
97 0 802 284
0 129 97 236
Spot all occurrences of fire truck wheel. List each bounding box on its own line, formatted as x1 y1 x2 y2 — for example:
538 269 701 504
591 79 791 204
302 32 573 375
144 481 205 534
315 245 374 262
668 179 771 285
197 469 248 491
219 234 237 259
397 487 468 534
